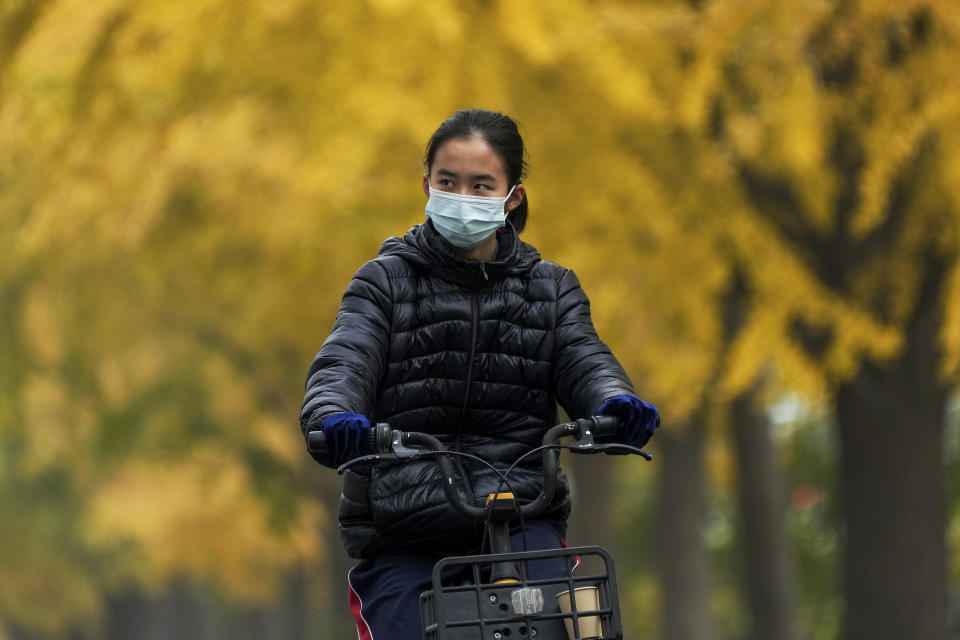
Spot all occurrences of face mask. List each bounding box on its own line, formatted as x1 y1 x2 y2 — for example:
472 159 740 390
425 185 517 249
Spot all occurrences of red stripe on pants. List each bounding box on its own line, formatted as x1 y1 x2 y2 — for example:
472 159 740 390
348 576 373 640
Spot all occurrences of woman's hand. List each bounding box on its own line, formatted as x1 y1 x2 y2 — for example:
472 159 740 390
597 394 660 448
320 412 371 466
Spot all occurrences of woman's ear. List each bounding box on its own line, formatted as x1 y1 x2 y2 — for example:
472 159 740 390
422 174 431 197
506 183 526 212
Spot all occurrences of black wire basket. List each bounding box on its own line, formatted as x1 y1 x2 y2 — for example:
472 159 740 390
419 545 623 640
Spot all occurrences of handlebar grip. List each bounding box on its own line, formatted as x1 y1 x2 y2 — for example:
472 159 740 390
307 426 381 455
306 429 326 453
591 415 620 439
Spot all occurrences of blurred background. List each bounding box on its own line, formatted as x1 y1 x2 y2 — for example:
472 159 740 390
1 1 959 639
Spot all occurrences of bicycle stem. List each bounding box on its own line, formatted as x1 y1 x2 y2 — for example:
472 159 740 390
402 431 488 520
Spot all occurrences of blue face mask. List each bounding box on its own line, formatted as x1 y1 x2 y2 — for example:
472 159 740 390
425 185 517 249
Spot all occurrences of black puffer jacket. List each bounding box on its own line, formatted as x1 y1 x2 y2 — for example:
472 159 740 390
300 221 635 559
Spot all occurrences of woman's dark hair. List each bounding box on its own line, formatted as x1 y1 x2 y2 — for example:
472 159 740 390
424 109 530 233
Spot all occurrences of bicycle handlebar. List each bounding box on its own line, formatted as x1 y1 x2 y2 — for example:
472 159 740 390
306 415 650 522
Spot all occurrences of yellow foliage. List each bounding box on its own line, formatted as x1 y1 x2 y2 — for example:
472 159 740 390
21 287 64 368
83 447 322 602
252 413 304 468
203 353 257 425
21 373 74 475
2 0 960 633
706 419 737 494
0 540 101 637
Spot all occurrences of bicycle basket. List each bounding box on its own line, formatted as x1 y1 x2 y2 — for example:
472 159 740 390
419 545 622 640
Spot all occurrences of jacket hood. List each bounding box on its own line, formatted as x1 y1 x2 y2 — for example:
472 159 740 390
378 220 541 288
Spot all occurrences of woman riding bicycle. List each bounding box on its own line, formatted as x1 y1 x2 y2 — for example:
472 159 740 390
299 109 659 640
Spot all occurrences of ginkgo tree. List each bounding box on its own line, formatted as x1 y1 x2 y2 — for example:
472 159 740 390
520 2 960 640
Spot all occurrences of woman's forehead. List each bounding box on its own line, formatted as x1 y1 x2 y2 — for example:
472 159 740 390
431 136 506 180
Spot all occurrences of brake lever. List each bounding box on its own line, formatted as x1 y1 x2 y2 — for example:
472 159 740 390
336 430 434 474
336 450 433 474
336 453 392 474
568 441 653 460
562 417 653 460
389 429 424 459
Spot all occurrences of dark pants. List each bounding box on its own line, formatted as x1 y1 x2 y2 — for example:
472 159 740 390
347 520 571 640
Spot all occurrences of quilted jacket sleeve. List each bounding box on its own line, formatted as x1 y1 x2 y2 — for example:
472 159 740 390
552 267 636 420
300 258 393 464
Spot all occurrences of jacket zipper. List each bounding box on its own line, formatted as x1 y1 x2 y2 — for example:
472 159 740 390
454 267 484 507
456 289 480 441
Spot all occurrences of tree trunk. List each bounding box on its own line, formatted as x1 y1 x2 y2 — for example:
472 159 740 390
835 257 949 640
237 568 309 640
565 450 615 550
105 580 208 640
731 389 799 640
657 417 713 640
279 568 308 640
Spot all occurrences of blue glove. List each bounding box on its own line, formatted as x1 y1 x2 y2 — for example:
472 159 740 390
320 412 371 466
597 394 660 448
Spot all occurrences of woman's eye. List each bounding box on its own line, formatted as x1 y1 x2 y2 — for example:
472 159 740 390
475 183 492 191
438 179 453 187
